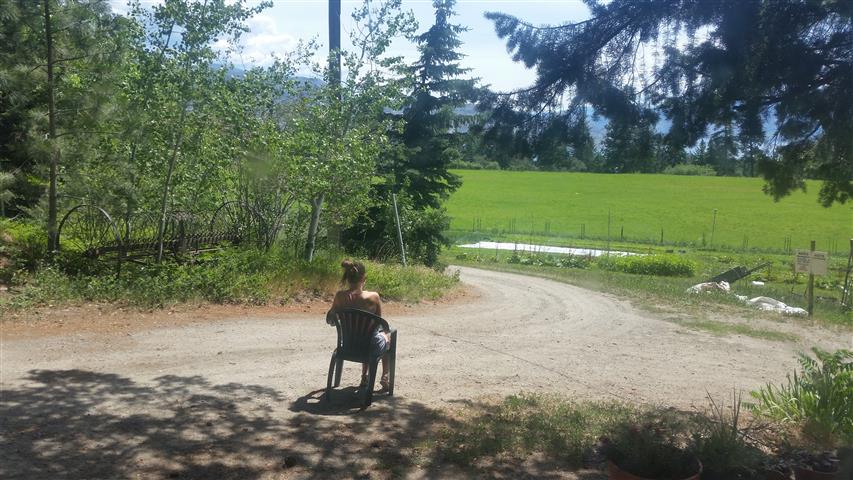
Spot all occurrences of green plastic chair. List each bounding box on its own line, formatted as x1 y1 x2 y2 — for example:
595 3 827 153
325 308 396 406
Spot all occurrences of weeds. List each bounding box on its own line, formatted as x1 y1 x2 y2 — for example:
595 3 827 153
433 394 639 467
1 248 458 311
676 319 799 342
750 348 853 448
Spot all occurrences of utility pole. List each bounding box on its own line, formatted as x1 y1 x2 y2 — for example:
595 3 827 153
44 0 59 252
329 0 341 89
304 0 342 261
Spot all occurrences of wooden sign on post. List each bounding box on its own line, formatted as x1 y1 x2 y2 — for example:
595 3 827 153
794 250 828 275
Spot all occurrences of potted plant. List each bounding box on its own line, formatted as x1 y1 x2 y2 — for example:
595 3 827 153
789 450 840 480
601 421 702 480
691 392 768 480
750 348 852 480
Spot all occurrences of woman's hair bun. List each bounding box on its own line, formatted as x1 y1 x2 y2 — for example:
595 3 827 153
340 259 366 285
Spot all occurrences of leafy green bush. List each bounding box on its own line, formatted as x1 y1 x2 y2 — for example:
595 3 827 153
366 261 458 301
662 163 717 176
0 219 47 272
505 253 591 269
750 348 853 448
1 248 458 310
448 160 500 170
598 254 696 277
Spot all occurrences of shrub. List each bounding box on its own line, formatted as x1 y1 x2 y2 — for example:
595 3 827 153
750 348 853 448
598 254 696 277
0 219 47 271
663 163 717 176
506 253 591 269
366 261 458 301
1 248 458 310
448 160 500 170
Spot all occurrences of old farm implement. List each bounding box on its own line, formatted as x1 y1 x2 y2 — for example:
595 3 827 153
57 201 261 273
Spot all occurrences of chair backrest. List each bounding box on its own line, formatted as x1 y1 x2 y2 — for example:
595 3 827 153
332 308 390 357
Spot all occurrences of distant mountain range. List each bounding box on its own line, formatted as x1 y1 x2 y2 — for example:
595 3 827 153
224 66 775 145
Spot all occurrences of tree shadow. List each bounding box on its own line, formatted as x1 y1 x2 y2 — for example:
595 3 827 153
1 369 297 480
1 369 610 479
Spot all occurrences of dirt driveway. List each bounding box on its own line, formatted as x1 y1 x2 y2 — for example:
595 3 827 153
1 267 848 479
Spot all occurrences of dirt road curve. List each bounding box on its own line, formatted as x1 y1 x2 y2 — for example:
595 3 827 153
1 267 847 479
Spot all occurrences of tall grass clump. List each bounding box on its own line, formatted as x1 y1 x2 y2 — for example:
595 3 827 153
366 261 459 301
692 392 765 478
750 348 853 447
598 254 696 277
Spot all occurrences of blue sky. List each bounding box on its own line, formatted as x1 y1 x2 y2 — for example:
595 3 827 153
112 0 591 92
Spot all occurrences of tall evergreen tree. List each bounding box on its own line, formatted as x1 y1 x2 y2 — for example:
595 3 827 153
601 114 659 173
398 0 476 208
0 0 130 240
343 0 475 266
487 0 852 205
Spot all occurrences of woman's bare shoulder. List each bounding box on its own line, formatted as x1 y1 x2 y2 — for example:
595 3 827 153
364 290 382 302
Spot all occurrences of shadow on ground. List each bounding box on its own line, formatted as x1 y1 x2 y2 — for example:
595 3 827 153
0 370 606 479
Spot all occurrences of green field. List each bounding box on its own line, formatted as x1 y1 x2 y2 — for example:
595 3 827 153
446 170 852 253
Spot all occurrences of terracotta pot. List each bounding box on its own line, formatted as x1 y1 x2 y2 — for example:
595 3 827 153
793 466 840 480
762 469 792 480
607 460 702 480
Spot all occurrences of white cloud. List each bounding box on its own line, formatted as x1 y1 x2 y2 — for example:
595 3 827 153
230 12 298 65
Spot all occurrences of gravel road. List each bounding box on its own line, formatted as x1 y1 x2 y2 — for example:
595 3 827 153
1 266 847 479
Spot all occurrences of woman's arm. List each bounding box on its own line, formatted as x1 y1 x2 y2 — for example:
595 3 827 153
326 291 342 325
372 292 383 318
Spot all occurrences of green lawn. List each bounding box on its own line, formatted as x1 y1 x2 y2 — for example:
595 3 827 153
446 170 852 253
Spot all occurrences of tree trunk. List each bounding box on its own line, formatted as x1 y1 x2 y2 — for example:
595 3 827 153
44 0 59 252
303 193 324 261
155 107 187 262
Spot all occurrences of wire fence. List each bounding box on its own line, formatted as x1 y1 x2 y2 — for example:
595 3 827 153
458 216 850 255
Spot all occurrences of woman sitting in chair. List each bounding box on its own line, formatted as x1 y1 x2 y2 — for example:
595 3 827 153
326 259 391 391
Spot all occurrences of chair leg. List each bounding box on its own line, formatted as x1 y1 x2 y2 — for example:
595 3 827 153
388 331 397 396
364 358 380 407
334 357 344 387
325 352 337 401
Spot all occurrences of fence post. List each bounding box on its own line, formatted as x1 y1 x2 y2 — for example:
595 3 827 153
392 193 407 267
807 240 815 316
841 239 852 310
709 208 717 247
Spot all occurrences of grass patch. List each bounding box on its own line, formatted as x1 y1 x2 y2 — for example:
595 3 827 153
447 169 850 252
445 246 852 329
0 247 458 311
675 319 799 342
431 393 647 467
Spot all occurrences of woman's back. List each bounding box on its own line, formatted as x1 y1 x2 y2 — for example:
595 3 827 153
333 289 381 316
